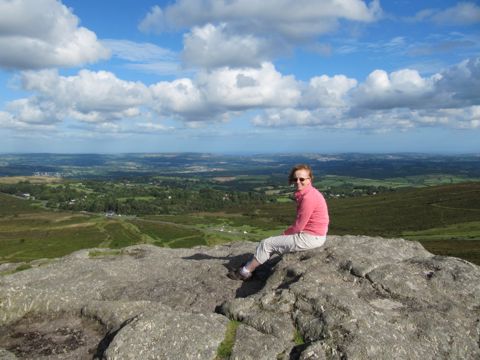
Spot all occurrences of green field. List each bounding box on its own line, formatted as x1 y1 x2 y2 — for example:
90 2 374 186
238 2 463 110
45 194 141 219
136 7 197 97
1 181 480 266
326 183 480 264
0 194 210 264
327 182 480 236
318 174 480 189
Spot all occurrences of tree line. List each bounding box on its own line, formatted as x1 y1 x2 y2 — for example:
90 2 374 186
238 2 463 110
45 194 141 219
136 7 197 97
0 180 270 215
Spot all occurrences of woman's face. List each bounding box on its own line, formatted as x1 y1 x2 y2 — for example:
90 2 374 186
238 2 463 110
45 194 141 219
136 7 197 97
292 169 311 191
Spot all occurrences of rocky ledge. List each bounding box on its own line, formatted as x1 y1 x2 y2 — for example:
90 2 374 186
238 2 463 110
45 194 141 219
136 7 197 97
0 235 479 359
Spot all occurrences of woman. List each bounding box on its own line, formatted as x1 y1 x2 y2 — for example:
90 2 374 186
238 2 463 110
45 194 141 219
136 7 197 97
228 164 329 281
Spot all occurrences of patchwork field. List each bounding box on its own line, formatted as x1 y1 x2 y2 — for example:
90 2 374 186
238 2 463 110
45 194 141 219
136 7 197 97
1 181 480 267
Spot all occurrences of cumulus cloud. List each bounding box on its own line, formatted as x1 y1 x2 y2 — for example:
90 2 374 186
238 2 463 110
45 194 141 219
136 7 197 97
435 57 480 106
252 56 480 131
352 68 436 110
140 0 381 36
347 58 480 129
182 23 275 69
140 0 382 68
301 75 357 108
0 0 109 70
150 78 207 119
5 62 300 127
2 56 480 134
197 63 300 108
17 69 149 124
6 98 61 125
252 108 345 128
150 62 300 121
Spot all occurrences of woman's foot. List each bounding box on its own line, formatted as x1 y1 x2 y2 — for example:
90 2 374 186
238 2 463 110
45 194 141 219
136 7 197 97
227 266 252 281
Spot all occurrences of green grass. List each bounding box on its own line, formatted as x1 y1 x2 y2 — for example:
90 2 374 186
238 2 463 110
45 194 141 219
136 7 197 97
130 220 203 242
318 175 408 189
89 249 124 257
167 235 207 248
0 193 42 216
327 183 480 236
293 329 305 345
419 240 480 265
402 221 480 241
0 225 105 262
318 174 480 189
0 194 145 263
216 320 240 359
101 221 143 248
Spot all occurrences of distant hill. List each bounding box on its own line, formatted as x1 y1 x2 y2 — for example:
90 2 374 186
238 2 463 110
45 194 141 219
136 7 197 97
1 152 480 179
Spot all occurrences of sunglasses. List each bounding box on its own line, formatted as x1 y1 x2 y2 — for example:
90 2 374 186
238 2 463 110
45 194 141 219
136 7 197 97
291 177 310 183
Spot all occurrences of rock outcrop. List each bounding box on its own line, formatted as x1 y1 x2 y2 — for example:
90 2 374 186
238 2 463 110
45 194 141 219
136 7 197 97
0 235 479 359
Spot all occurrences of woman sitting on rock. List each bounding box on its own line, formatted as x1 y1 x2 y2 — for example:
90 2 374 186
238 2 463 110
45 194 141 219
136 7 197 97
228 164 329 280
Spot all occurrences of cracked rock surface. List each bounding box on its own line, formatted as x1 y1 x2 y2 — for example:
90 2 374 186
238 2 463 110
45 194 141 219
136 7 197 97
0 235 479 359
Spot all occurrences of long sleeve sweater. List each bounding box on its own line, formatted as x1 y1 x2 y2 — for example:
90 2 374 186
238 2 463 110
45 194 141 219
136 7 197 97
283 183 329 236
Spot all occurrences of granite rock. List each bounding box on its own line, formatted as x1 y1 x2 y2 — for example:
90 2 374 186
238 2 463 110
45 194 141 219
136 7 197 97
0 236 478 359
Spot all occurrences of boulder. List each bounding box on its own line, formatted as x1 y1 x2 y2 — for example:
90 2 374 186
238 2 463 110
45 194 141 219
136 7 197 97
0 235 478 359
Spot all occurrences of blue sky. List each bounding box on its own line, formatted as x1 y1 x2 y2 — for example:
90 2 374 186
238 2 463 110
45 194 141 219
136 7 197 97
0 0 479 154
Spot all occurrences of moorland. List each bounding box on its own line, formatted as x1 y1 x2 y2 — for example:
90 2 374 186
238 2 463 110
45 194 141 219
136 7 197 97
0 152 479 268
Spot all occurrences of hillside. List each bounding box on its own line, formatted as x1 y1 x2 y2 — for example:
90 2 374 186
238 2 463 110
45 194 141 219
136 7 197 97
327 182 480 264
328 182 480 235
2 182 480 266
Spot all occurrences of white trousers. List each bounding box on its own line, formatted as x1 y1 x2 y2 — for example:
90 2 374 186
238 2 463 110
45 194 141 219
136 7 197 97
254 232 326 264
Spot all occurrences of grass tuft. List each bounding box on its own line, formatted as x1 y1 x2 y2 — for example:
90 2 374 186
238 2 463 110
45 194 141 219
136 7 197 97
216 320 241 359
88 249 123 257
293 328 305 345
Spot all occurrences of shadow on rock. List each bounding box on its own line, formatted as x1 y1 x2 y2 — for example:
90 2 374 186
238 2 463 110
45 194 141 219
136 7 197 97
234 256 282 298
184 252 282 299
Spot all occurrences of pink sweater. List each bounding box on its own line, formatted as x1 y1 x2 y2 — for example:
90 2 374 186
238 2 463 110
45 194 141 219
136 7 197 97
283 183 329 236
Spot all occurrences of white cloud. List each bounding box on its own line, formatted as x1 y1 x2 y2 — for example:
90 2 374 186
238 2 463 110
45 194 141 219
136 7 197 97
2 56 480 134
436 57 480 106
253 57 480 131
301 75 357 108
0 108 57 132
149 62 300 121
140 0 382 68
0 0 109 70
182 23 274 69
252 108 344 127
410 2 480 26
197 63 300 108
140 0 381 36
0 111 17 129
6 98 61 124
150 78 207 119
352 69 436 110
138 5 166 33
431 2 480 26
18 69 150 123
